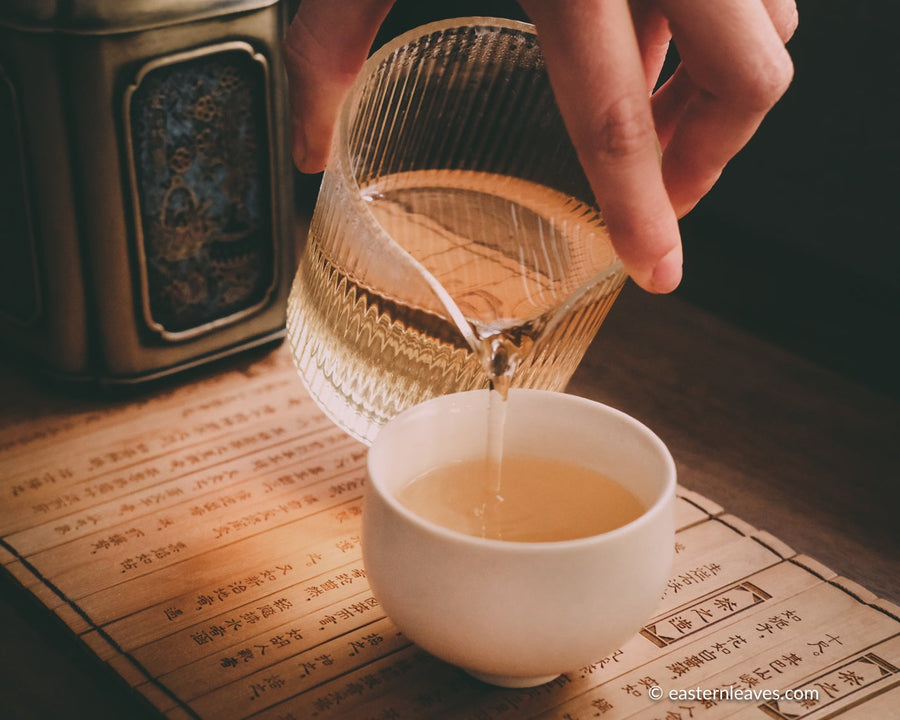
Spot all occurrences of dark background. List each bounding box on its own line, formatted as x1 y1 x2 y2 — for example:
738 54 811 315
295 0 900 400
3 3 897 719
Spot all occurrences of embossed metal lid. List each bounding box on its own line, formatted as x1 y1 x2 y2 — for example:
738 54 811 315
0 0 280 33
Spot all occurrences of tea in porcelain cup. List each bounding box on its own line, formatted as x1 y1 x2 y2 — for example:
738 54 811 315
362 389 676 687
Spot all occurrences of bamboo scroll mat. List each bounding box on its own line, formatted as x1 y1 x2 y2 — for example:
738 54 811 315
1 346 898 720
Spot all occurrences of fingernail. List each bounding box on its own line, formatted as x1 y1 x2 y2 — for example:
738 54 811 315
650 246 683 293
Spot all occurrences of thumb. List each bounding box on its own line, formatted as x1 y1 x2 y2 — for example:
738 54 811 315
284 0 396 172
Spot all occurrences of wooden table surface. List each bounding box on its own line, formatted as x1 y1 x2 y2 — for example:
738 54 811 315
1 282 897 719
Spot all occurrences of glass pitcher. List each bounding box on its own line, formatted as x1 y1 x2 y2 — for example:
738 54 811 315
286 17 626 445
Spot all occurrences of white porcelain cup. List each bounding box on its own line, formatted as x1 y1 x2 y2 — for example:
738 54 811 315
362 389 676 687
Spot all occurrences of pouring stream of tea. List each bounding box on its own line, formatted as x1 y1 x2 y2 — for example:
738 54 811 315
364 169 619 538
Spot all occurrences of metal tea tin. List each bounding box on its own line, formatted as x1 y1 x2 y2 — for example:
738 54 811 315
0 0 294 383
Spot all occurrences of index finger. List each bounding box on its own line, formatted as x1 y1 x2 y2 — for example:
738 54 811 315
519 0 682 293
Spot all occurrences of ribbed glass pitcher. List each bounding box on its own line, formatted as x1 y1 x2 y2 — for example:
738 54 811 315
286 17 626 445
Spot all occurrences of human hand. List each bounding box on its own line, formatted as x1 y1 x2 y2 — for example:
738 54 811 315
283 0 797 293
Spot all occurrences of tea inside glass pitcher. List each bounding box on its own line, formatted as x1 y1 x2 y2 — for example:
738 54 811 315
286 18 626 445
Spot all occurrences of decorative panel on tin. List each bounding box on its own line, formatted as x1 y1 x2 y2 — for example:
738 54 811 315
126 43 276 339
0 65 40 326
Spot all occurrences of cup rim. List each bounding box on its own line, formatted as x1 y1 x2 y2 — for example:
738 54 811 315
366 388 676 552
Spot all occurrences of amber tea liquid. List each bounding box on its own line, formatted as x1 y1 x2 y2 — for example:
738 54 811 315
397 454 645 542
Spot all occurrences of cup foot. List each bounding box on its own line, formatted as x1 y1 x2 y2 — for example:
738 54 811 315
465 670 560 688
